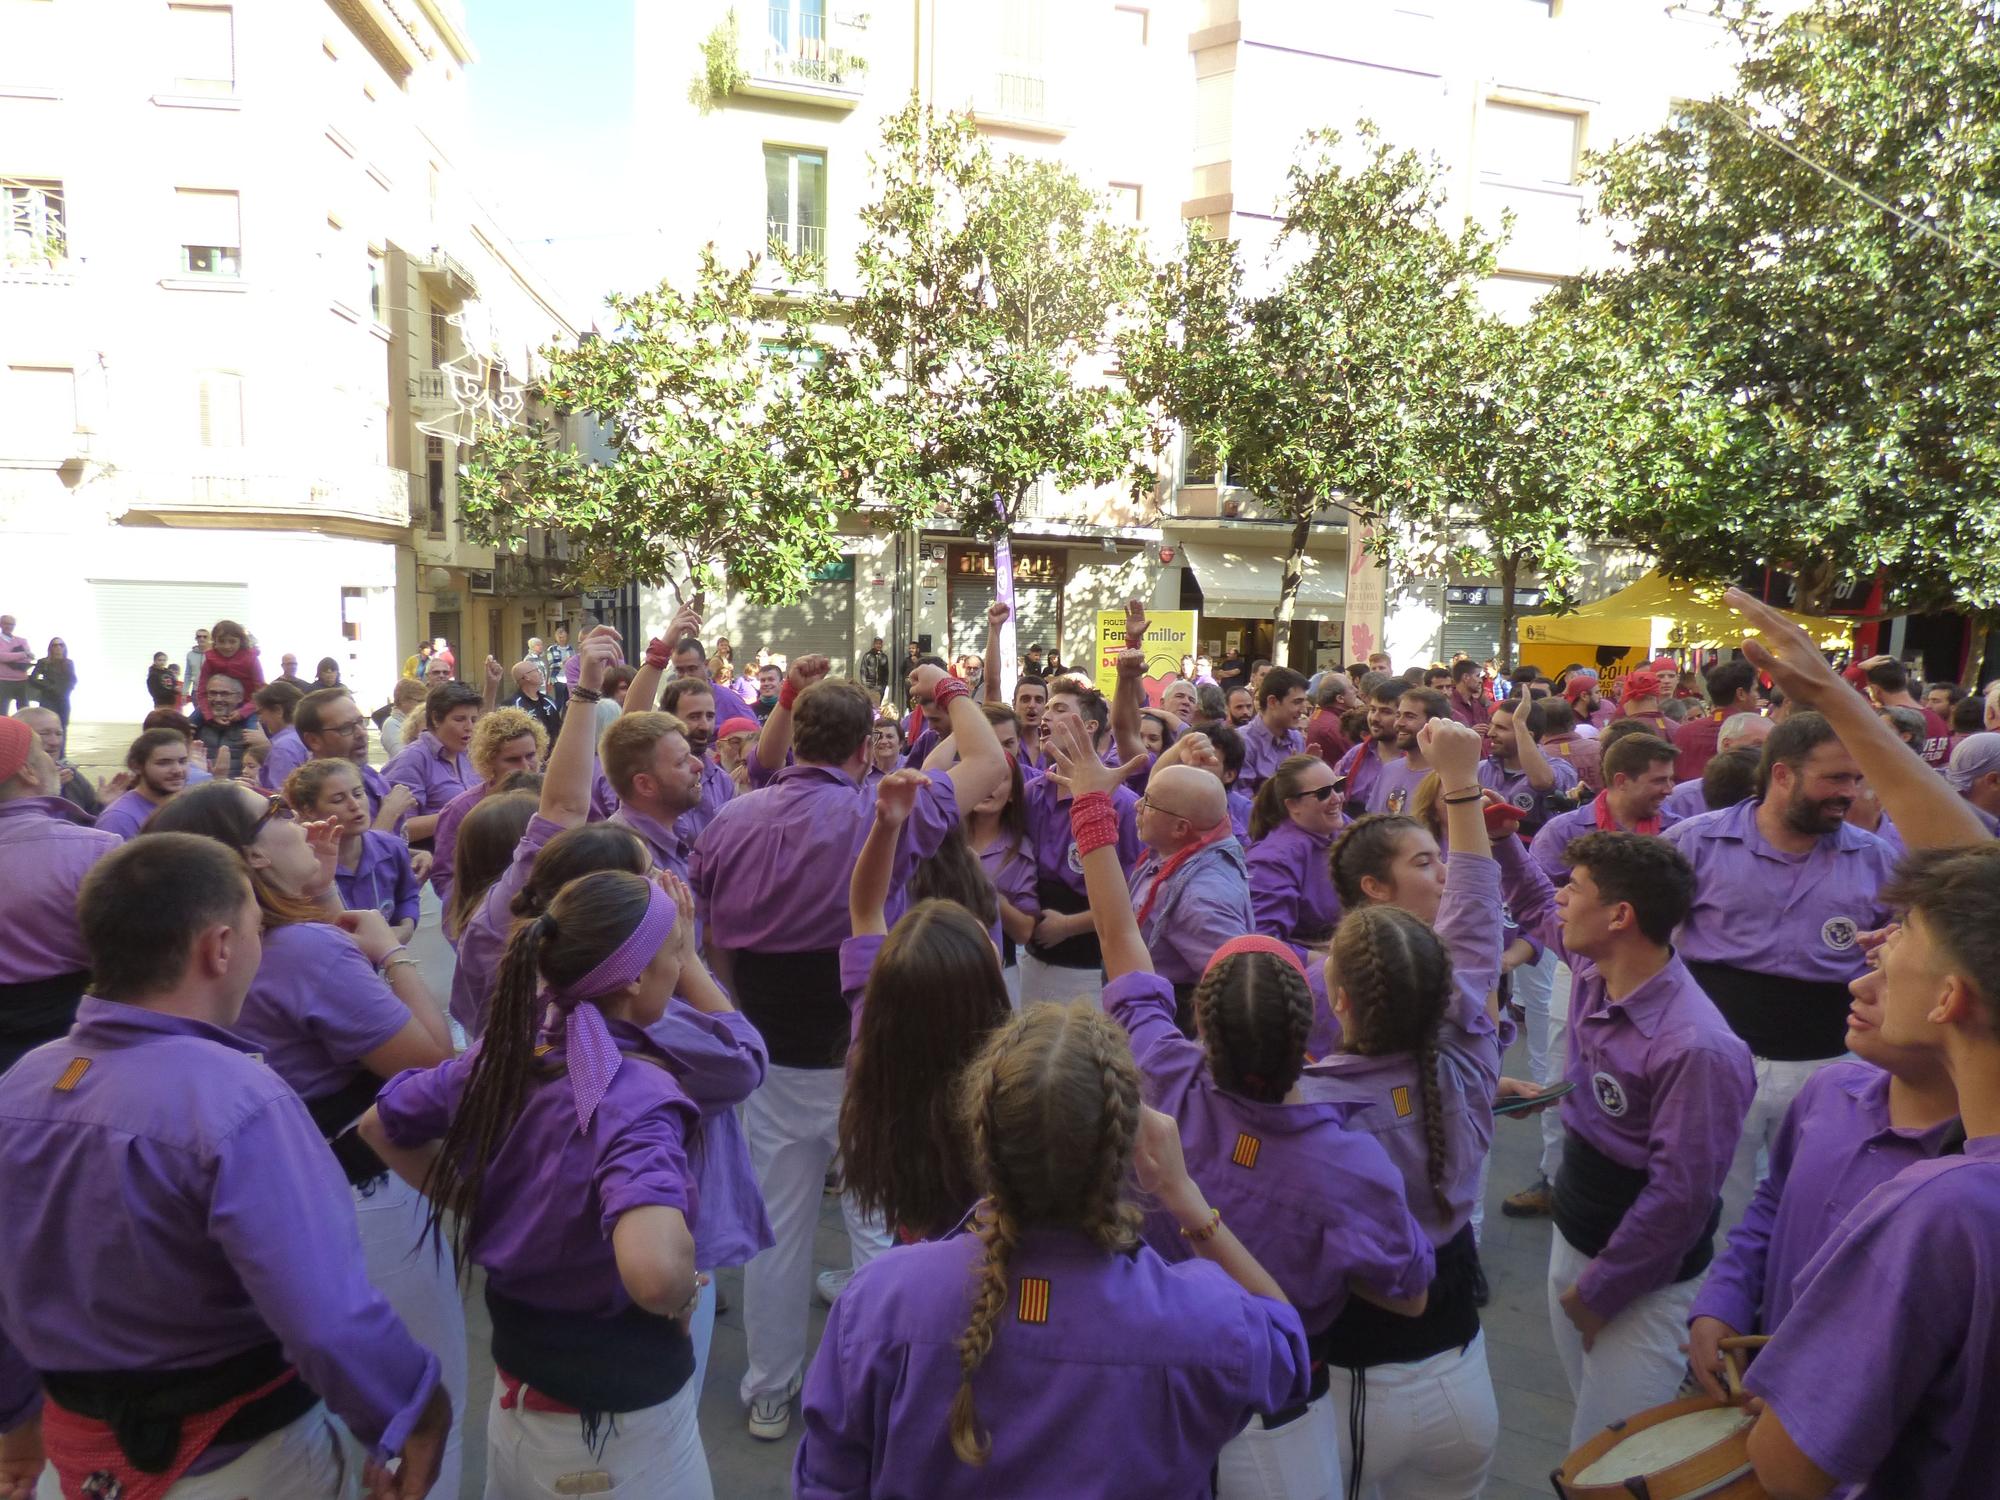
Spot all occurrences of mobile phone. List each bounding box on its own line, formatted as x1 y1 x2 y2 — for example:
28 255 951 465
1494 1079 1575 1116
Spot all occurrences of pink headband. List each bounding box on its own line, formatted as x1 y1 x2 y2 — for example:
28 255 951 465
547 883 676 1132
1204 934 1308 981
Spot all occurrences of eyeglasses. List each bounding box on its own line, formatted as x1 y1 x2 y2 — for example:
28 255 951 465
250 794 295 835
1286 784 1338 803
1136 794 1192 822
322 718 368 737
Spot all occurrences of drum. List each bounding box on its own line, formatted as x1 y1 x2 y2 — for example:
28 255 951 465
1551 1336 1770 1500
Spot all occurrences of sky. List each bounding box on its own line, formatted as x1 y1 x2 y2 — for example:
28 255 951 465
462 0 642 322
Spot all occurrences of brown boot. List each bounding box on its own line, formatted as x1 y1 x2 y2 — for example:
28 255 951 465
1502 1177 1553 1217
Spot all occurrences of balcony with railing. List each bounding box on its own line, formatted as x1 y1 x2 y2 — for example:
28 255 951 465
764 217 826 274
113 466 419 538
739 4 868 107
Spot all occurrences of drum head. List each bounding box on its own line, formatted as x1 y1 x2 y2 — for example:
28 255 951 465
1574 1407 1755 1484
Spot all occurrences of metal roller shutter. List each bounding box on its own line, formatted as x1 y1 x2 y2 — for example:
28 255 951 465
86 578 249 719
727 559 855 678
1441 607 1505 665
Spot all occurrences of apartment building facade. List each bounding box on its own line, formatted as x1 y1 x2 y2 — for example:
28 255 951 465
629 0 1759 678
0 0 590 722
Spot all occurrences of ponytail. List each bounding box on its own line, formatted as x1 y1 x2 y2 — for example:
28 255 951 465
1248 753 1326 842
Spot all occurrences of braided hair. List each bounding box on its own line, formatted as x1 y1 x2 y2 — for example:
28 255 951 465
1192 951 1312 1102
1331 906 1454 1219
949 1002 1142 1465
1328 812 1428 910
421 869 661 1280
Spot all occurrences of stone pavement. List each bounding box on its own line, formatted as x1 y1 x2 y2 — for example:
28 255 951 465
56 723 1580 1497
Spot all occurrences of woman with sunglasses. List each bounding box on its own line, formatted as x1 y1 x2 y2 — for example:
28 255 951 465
1246 753 1345 975
144 781 468 1497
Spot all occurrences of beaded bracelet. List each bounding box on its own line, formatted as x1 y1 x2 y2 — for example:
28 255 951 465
1180 1207 1223 1244
1070 790 1119 855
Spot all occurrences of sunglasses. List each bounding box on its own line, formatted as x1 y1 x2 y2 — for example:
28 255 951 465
1286 784 1338 803
250 794 296 836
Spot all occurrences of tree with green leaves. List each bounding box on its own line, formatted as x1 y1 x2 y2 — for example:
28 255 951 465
1579 0 2000 613
1120 126 1500 637
837 101 1153 541
457 248 857 611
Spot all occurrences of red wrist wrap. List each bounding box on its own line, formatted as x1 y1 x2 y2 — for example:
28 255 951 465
644 639 671 671
1070 790 1119 856
932 677 970 712
778 680 800 711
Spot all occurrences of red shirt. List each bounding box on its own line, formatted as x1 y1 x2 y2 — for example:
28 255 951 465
1305 709 1351 767
1672 711 1727 782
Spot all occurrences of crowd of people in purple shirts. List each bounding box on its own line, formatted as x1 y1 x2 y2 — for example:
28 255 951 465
1 585 1999 1500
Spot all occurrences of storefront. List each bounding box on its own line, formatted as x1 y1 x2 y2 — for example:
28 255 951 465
1170 531 1347 674
946 544 1066 660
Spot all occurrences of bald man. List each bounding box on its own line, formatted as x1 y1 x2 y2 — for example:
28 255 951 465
1129 763 1254 1032
13 706 97 817
1663 711 1774 820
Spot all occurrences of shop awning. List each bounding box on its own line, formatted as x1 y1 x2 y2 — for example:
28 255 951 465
1179 539 1346 622
1519 571 1855 651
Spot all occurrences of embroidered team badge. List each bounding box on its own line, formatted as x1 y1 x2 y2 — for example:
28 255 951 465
1231 1132 1262 1169
1511 790 1535 811
1391 1085 1413 1118
1592 1071 1629 1118
1017 1276 1051 1324
1386 789 1408 814
53 1058 90 1092
1821 917 1859 952
81 1473 122 1499
1066 841 1085 874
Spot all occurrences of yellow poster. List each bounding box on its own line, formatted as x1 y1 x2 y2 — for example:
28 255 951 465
1095 610 1200 699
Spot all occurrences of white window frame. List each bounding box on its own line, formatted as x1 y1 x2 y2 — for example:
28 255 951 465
764 145 827 264
4 178 66 264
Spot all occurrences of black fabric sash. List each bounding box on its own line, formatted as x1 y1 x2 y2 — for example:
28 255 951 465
304 1070 389 1188
1026 875 1103 971
1314 1224 1480 1370
0 970 88 1075
486 1287 693 1415
1553 1131 1720 1285
41 1341 318 1473
1684 959 1853 1061
732 946 846 1070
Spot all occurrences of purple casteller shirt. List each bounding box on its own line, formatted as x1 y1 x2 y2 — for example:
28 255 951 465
258 725 307 793
94 787 165 842
1691 1059 1961 1339
1367 755 1432 818
1245 819 1339 961
1664 799 1897 985
612 803 694 885
1660 776 1714 822
429 780 493 904
645 1002 774 1270
793 1228 1308 1500
1019 772 1141 903
1225 786 1253 839
974 834 1039 956
381 730 475 816
1106 970 1433 1333
231 923 412 1101
0 797 119 983
1130 836 1254 988
673 756 735 849
1301 853 1508 1246
1531 799 1682 884
0 998 440 1458
1533 890 1755 1320
1477 753 1578 814
453 814 571 1037
690 765 961 955
1238 718 1305 795
376 1019 700 1316
335 829 422 927
1744 1135 2000 1499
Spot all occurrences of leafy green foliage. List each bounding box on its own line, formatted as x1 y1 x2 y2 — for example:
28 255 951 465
689 10 747 113
1578 0 2000 611
835 101 1153 539
457 248 856 609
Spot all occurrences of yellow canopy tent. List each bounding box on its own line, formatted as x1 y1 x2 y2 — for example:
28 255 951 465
1518 571 1854 686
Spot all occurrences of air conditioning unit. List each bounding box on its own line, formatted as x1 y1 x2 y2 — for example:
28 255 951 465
468 569 495 595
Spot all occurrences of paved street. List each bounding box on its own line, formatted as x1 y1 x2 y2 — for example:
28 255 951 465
57 721 1580 1496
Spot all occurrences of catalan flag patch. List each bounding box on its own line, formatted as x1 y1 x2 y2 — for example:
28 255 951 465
54 1058 90 1093
534 1043 554 1058
1231 1132 1262 1170
1017 1277 1050 1325
1392 1085 1413 1119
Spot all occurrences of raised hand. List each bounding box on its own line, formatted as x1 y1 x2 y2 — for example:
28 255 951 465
1115 646 1146 682
334 907 403 966
1045 709 1144 797
907 661 949 701
576 625 623 692
1727 587 1842 709
1170 730 1221 777
96 770 131 799
484 655 504 691
1417 716 1484 785
873 767 929 828
789 653 831 693
987 599 1012 630
1123 597 1147 650
659 870 699 955
668 603 703 643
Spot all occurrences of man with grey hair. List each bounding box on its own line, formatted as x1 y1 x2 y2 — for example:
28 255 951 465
1664 710 1774 820
1944 732 2000 830
12 705 97 817
1306 671 1357 765
509 656 564 741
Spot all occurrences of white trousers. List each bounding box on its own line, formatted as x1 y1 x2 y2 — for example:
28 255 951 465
354 1173 466 1500
1516 950 1565 1182
1718 1053 1840 1244
480 1380 711 1499
1325 1332 1496 1500
688 1272 718 1405
1215 1389 1341 1500
1548 1233 1701 1449
1016 951 1103 1008
38 1405 357 1499
739 1064 876 1403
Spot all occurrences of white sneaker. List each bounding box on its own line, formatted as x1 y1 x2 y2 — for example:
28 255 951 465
815 1267 853 1306
747 1375 802 1441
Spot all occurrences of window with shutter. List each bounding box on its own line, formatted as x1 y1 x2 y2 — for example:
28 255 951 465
167 5 234 95
175 188 241 275
197 371 244 447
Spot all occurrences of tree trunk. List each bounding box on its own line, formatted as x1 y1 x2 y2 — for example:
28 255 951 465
1793 556 1837 615
1273 516 1311 669
1497 552 1520 675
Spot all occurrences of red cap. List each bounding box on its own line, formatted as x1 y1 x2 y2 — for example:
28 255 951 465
716 717 760 738
1648 655 1677 672
1620 670 1662 703
0 717 31 783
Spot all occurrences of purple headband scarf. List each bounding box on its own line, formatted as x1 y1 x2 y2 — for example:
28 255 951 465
547 883 676 1132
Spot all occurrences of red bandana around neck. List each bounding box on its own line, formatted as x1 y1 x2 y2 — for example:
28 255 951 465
1592 790 1661 837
